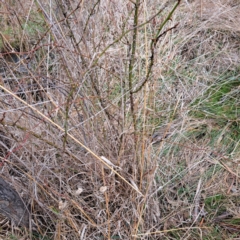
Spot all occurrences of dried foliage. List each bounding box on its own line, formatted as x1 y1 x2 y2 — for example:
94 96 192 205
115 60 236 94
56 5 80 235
0 0 240 239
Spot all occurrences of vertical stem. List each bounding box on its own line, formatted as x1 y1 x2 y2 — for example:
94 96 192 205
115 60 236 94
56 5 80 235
128 0 140 142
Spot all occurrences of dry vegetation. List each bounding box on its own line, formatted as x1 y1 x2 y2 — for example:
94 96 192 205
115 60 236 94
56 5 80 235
0 0 240 239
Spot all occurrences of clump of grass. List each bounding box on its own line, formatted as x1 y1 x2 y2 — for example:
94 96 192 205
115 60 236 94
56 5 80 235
189 69 240 154
191 70 240 120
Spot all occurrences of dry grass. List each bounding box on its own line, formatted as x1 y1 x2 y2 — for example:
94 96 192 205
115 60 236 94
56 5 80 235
0 0 240 239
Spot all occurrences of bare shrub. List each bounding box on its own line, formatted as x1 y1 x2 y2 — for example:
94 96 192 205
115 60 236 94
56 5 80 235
0 0 240 239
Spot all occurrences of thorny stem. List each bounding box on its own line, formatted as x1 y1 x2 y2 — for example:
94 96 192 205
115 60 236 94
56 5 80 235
129 0 140 143
132 0 181 93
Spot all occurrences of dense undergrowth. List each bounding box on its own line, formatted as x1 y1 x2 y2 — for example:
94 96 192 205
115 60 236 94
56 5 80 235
0 0 240 239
